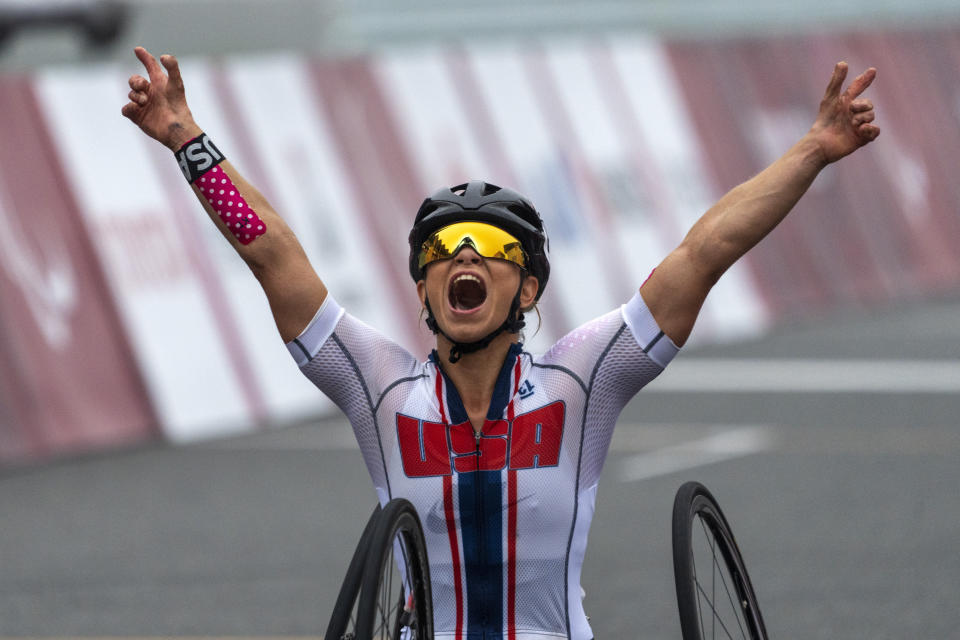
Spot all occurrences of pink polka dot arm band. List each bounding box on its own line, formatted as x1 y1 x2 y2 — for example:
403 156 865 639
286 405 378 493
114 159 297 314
175 133 267 246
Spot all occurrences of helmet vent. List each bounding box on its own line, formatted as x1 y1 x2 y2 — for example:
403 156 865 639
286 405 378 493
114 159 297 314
507 203 539 227
482 183 501 196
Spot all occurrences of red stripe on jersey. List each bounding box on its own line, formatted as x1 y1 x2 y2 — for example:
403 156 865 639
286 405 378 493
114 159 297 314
444 474 464 639
435 370 448 424
508 355 520 418
436 370 462 639
507 356 522 640
507 468 518 639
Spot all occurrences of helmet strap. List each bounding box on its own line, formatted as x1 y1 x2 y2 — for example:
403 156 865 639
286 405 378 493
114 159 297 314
424 279 527 364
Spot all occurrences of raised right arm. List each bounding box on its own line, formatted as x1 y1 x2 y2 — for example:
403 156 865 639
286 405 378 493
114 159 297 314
121 46 326 342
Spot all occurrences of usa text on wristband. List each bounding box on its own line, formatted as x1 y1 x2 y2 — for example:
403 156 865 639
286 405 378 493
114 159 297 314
176 134 267 246
175 133 224 183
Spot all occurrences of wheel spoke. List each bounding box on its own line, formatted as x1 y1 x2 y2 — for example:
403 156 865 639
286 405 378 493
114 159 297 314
693 578 737 640
694 514 751 639
707 519 716 639
391 584 404 640
701 518 749 639
690 543 706 639
376 546 394 638
713 549 748 639
695 517 717 638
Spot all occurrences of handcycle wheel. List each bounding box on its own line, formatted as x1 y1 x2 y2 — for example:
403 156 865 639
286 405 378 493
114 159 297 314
672 481 768 640
325 503 381 640
355 498 433 640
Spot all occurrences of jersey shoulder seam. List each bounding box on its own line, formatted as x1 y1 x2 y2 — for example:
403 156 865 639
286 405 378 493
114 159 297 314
528 360 588 394
374 373 429 413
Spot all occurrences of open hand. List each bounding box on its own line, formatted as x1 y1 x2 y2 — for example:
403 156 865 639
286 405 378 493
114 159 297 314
121 46 201 151
808 62 880 165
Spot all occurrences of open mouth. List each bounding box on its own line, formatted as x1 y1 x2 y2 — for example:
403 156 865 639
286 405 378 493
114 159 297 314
448 274 487 311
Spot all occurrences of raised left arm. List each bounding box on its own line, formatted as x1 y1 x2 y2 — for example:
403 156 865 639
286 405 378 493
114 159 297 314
640 62 879 346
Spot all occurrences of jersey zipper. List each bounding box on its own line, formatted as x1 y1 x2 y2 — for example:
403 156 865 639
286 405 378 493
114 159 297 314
474 428 489 636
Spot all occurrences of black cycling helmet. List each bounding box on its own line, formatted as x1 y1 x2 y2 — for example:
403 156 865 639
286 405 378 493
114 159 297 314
408 180 550 300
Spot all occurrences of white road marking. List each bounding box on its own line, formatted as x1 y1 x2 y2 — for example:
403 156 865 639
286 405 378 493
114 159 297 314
647 359 960 393
618 425 775 483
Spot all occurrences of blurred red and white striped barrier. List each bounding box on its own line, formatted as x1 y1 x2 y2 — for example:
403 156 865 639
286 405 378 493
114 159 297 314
1 30 958 463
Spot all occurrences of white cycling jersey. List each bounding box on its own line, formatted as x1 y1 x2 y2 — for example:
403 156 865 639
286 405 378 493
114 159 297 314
287 291 678 640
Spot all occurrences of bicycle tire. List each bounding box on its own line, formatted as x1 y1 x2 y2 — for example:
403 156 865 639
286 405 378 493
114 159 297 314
326 503 382 640
672 481 768 640
355 498 433 640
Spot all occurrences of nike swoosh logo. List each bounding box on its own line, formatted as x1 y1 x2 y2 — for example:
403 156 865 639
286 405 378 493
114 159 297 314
425 499 448 534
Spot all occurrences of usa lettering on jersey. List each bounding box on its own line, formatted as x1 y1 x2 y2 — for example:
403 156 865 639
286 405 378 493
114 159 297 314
396 401 565 477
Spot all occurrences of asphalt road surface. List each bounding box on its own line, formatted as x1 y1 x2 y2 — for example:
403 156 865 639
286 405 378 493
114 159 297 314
2 297 958 639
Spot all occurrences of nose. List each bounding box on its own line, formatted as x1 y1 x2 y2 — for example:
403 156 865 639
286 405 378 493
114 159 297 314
453 246 482 265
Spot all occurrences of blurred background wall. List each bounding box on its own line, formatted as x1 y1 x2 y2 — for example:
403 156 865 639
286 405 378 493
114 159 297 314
1 0 959 465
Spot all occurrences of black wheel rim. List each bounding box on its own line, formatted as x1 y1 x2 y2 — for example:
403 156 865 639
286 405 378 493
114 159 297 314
688 505 757 639
674 482 767 640
356 500 433 640
326 504 381 640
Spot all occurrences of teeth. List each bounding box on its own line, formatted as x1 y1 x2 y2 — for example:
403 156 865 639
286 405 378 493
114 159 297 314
449 273 486 311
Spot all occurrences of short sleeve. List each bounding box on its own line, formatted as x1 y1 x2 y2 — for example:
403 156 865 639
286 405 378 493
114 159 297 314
286 295 346 367
286 294 421 407
620 290 680 368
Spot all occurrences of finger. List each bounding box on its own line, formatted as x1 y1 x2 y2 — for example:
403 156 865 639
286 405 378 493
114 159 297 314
160 54 184 89
134 46 165 83
859 123 881 142
128 90 148 105
823 61 848 100
844 67 877 100
853 110 875 125
121 102 141 120
128 74 149 92
850 98 873 113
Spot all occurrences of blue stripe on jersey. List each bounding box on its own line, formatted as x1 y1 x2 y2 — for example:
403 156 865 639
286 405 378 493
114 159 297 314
457 470 505 639
488 343 522 419
478 468 504 638
431 343 521 639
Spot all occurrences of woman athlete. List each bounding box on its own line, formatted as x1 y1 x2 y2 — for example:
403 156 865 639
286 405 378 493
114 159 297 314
123 46 879 640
